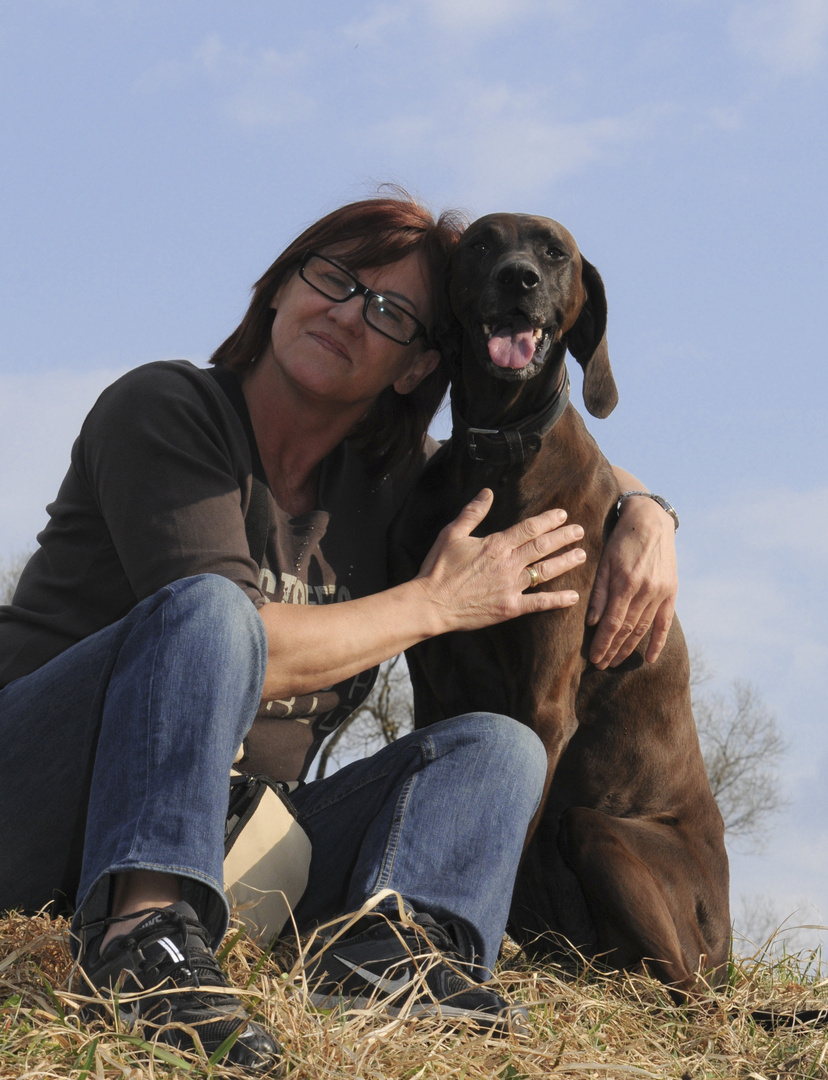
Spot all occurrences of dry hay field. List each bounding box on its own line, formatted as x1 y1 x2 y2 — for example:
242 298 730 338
1 908 826 1080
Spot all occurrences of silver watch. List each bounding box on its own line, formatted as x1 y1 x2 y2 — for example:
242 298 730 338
616 490 679 531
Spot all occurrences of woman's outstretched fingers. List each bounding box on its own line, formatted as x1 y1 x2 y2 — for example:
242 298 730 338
505 508 587 611
446 488 494 536
524 545 587 591
522 582 581 611
508 511 585 568
416 493 588 633
520 523 585 569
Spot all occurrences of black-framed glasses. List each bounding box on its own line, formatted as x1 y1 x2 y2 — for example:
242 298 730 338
299 251 429 347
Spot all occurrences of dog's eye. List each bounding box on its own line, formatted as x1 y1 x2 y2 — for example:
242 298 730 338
471 241 488 253
546 245 566 260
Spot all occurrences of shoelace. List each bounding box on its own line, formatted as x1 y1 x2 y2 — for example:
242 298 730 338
87 907 230 995
407 914 470 969
139 910 230 995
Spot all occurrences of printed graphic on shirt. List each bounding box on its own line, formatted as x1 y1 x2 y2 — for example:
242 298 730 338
258 567 352 607
240 443 396 781
255 563 376 736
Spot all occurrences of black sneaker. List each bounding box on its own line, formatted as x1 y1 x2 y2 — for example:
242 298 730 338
78 901 279 1071
303 913 530 1036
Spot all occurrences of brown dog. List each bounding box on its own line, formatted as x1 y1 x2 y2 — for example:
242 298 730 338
393 213 730 998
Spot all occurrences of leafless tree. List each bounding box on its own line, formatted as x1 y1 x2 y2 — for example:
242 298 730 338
731 891 828 963
687 644 787 848
693 678 787 852
732 893 814 951
314 654 414 779
0 551 33 605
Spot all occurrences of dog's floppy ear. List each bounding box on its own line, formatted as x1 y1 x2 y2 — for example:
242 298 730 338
565 257 618 419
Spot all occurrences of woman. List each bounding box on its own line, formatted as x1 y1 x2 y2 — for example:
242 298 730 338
0 194 677 1070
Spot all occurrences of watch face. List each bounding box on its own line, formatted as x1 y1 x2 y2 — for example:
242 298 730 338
654 496 679 529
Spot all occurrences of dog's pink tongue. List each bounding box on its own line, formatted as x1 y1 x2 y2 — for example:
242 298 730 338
487 317 536 369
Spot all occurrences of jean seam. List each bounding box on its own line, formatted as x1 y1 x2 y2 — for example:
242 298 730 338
373 731 435 891
295 762 399 819
373 773 415 891
121 586 170 864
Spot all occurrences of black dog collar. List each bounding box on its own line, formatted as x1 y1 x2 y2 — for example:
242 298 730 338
451 369 571 465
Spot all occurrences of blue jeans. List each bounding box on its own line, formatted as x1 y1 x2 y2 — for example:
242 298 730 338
292 713 547 972
0 574 546 972
0 575 267 946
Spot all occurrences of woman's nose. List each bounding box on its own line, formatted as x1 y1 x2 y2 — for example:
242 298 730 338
327 295 364 335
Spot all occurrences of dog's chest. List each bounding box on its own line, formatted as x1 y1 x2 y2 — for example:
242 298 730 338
398 411 619 725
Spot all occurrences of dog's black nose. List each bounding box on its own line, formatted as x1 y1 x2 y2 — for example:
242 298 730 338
497 260 540 292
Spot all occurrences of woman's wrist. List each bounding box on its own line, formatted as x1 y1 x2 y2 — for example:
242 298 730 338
407 571 462 639
616 490 679 532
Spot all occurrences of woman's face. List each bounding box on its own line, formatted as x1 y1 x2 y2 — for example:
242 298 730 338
265 250 440 412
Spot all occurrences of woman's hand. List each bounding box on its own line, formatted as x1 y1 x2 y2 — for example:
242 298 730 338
586 493 678 669
416 488 586 634
258 488 585 703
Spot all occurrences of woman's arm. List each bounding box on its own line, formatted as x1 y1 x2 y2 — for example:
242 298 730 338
258 489 586 702
586 465 678 669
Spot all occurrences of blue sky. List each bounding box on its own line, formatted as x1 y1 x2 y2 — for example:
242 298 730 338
1 0 826 948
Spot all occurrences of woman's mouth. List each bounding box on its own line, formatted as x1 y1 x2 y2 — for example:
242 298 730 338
307 331 352 362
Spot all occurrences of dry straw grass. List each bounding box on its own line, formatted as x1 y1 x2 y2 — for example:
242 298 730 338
1 907 826 1080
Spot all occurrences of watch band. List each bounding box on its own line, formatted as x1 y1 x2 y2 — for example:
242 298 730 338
616 490 679 531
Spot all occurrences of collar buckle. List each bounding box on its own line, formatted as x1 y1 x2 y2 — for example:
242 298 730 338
466 427 500 462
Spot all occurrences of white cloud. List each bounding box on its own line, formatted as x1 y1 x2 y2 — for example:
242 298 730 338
706 486 828 561
730 0 828 75
708 104 744 131
223 61 314 130
135 34 315 131
420 0 575 32
363 88 671 207
681 487 828 694
340 0 580 41
680 572 828 715
343 5 410 47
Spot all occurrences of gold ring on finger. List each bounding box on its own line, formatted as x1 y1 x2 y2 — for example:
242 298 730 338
525 564 540 589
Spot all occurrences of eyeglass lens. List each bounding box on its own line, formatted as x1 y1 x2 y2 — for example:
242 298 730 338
301 254 423 345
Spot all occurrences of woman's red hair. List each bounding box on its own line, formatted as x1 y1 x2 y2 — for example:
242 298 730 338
211 191 466 477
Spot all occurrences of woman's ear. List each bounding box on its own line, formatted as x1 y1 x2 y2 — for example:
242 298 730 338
393 347 440 395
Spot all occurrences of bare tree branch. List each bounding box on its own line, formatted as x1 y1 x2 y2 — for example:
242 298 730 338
693 678 788 851
0 551 33 606
314 655 414 779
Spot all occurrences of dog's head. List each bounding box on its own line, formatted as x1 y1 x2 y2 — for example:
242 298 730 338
449 213 617 418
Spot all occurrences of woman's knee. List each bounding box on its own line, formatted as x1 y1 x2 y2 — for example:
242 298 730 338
158 574 267 671
472 713 546 777
164 572 257 619
429 712 547 793
470 715 547 820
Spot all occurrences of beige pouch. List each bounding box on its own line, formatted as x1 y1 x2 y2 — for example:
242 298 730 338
224 771 311 945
